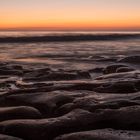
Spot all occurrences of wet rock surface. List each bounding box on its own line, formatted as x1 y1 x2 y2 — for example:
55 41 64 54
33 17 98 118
118 55 140 64
0 56 140 140
54 129 140 140
0 134 23 140
0 106 42 121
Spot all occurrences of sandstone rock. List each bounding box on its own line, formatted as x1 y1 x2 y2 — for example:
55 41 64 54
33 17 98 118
0 69 23 76
23 72 80 82
0 106 140 140
118 55 140 64
3 92 73 117
77 71 91 79
55 129 140 140
0 134 23 140
116 67 135 73
0 58 140 140
0 106 42 121
103 64 129 74
23 68 51 78
88 67 104 73
0 109 94 140
94 81 138 93
56 93 140 116
95 70 140 80
94 71 140 93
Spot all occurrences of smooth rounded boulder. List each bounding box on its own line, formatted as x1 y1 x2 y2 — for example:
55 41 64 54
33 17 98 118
0 106 140 140
0 106 42 121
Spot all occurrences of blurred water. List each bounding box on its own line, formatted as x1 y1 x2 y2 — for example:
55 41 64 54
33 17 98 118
0 31 140 70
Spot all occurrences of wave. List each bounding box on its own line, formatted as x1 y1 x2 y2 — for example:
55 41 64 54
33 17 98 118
0 33 140 43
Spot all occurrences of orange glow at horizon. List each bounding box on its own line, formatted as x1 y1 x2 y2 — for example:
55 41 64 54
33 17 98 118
0 0 140 30
1 19 140 30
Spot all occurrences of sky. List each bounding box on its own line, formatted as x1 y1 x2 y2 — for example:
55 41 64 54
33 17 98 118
0 0 140 31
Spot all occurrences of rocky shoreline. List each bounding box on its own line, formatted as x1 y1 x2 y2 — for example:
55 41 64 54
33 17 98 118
0 55 140 140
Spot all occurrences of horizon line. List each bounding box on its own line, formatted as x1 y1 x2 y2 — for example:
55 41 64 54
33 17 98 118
0 29 140 32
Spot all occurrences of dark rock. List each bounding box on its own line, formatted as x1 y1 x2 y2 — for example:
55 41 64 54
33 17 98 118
96 58 117 62
0 69 23 76
3 92 74 117
23 72 80 82
116 67 135 73
56 92 140 116
0 62 7 67
16 82 54 89
103 64 129 74
94 81 138 93
54 129 140 140
0 106 42 121
77 71 91 79
57 99 139 116
0 134 23 140
88 67 104 73
0 59 140 140
0 106 140 140
23 68 51 78
95 70 140 80
94 71 140 93
135 81 140 90
11 65 23 70
5 82 101 94
0 109 94 140
118 55 140 64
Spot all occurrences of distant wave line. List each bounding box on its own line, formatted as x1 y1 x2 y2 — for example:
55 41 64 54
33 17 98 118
0 33 140 43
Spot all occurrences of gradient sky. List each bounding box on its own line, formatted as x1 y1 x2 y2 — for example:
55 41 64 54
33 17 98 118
0 0 140 30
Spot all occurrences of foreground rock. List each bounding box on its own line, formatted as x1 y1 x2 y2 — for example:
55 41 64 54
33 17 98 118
55 129 140 140
2 90 140 117
0 57 139 140
0 106 42 121
2 92 74 117
0 134 23 140
56 92 140 116
0 106 140 140
0 109 93 140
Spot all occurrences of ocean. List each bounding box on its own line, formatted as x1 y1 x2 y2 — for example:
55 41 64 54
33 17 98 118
0 31 140 70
